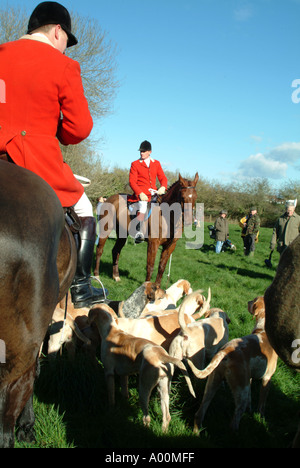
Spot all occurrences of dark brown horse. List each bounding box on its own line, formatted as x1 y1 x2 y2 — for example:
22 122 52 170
0 161 76 448
264 235 300 447
264 234 300 371
94 173 199 286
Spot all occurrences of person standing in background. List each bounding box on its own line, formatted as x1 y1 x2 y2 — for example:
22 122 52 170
239 207 260 257
214 210 229 254
270 200 300 255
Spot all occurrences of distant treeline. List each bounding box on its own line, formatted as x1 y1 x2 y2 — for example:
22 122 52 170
63 145 300 228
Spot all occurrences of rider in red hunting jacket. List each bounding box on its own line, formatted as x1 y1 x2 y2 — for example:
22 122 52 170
0 2 106 308
129 140 168 242
0 10 89 208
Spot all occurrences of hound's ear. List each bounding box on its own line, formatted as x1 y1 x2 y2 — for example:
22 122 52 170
204 309 211 318
88 307 97 324
254 297 265 316
155 288 166 300
183 280 191 295
144 282 157 301
249 297 264 318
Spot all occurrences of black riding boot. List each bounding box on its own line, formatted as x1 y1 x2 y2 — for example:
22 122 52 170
134 212 145 244
71 216 107 308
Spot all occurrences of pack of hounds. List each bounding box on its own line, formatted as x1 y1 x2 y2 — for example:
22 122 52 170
46 279 278 435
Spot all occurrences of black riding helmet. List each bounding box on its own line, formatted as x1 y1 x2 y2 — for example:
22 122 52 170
138 140 152 152
27 1 78 48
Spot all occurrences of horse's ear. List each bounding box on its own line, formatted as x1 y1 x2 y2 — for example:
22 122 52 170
194 172 199 184
179 173 184 184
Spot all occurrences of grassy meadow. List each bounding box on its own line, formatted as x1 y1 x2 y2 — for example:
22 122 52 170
16 222 299 449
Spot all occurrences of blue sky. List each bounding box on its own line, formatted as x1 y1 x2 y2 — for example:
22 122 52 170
11 0 300 187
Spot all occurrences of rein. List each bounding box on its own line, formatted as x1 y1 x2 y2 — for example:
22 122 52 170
59 291 69 346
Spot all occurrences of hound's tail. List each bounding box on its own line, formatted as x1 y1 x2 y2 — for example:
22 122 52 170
187 347 229 379
192 287 211 321
178 288 211 333
69 320 91 345
162 355 196 398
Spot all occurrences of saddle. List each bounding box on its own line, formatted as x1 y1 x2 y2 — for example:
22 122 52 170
126 193 159 221
63 207 81 253
64 207 81 234
0 152 13 163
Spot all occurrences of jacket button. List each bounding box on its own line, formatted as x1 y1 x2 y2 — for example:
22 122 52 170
21 130 26 136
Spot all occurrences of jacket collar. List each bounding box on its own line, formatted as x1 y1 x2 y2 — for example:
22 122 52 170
139 157 155 163
19 33 56 49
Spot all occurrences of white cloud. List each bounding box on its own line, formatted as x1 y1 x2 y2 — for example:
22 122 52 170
234 142 300 180
238 153 287 179
266 142 300 164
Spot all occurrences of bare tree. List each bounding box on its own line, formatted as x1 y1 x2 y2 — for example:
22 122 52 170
0 5 28 43
68 12 119 120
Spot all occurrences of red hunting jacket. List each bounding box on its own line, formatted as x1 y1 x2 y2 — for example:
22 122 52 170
0 35 93 207
129 158 168 201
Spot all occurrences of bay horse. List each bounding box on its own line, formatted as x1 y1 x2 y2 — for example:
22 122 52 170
94 173 199 286
0 160 77 448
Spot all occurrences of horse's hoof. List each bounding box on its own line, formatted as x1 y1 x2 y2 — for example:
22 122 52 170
113 276 120 282
16 426 36 444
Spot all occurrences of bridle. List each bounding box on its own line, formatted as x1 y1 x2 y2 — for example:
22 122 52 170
178 184 197 208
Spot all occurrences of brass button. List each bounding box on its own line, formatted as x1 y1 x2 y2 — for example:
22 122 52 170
21 130 26 136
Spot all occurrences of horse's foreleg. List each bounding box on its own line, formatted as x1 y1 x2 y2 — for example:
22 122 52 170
146 240 160 282
0 363 36 448
112 237 127 281
0 388 12 448
16 394 35 444
16 359 40 444
93 236 107 277
155 241 178 287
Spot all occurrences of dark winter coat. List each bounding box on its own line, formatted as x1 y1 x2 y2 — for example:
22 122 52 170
214 216 229 242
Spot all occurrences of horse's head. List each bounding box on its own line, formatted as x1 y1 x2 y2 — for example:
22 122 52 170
178 172 199 225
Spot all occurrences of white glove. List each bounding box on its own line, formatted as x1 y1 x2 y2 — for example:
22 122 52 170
139 192 148 201
157 186 166 195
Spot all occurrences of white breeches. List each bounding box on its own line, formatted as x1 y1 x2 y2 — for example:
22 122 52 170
137 200 148 214
73 192 93 217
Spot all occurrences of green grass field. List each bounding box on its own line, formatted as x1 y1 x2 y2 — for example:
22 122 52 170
16 223 299 448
